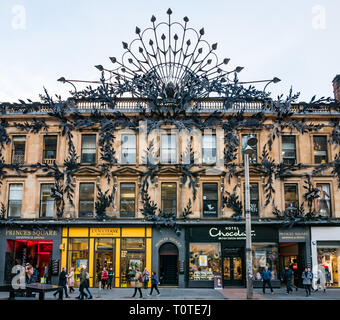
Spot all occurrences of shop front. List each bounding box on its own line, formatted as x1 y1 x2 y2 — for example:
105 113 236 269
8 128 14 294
311 226 340 288
61 226 152 288
0 225 62 285
186 225 281 288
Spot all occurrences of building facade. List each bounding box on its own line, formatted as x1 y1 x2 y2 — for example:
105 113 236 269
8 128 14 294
1 10 340 289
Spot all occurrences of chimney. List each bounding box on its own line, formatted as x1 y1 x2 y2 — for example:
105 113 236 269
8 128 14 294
333 75 340 101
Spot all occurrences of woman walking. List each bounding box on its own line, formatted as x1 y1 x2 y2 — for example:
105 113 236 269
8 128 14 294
67 267 75 293
107 267 114 289
316 265 326 292
302 267 313 297
142 267 150 291
101 267 108 289
131 268 143 298
149 271 160 296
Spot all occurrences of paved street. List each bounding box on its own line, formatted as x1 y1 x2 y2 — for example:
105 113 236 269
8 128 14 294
1 287 340 300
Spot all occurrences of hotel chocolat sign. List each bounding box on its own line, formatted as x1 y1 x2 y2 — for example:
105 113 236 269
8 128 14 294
209 226 256 241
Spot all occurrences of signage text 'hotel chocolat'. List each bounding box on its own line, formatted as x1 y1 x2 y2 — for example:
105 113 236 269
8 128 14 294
209 226 256 240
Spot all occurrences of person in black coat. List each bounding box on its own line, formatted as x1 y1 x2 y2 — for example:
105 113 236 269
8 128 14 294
53 267 69 299
281 266 293 294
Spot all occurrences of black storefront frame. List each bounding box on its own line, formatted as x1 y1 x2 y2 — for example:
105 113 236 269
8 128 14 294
185 225 281 288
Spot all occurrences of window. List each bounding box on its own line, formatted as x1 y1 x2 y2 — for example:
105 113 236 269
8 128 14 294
244 183 259 216
161 183 177 215
252 244 278 280
316 183 331 217
79 183 95 217
313 136 328 164
121 134 136 164
11 136 26 165
81 135 96 164
203 183 218 217
189 243 221 281
39 184 54 218
8 184 23 217
161 134 176 163
120 183 135 217
282 136 296 165
202 135 216 164
242 135 257 163
284 184 299 214
43 136 57 164
68 238 89 286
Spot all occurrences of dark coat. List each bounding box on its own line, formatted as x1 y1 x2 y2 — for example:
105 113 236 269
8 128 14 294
151 274 159 285
281 269 293 281
58 271 67 286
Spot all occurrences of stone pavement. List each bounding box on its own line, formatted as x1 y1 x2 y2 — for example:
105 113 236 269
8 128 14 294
1 286 340 300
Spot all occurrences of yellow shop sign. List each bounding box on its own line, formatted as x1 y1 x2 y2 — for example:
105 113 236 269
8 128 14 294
90 228 120 237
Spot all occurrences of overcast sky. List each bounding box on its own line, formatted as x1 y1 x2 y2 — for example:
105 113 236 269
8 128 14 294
0 0 339 102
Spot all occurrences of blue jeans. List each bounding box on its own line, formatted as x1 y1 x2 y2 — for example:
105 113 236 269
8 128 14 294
285 279 292 293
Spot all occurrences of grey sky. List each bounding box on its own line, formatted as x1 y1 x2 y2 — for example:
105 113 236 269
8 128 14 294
0 0 339 102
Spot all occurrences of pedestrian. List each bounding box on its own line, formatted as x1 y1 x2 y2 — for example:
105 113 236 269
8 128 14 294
302 267 313 297
131 268 143 298
261 266 274 295
84 270 93 299
315 265 326 292
25 264 37 298
142 267 150 292
324 265 330 286
54 267 69 299
67 267 75 293
43 266 49 284
101 267 108 289
280 266 293 294
77 266 88 300
149 271 160 296
107 267 114 289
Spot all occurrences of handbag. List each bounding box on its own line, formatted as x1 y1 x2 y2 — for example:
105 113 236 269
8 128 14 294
317 278 320 285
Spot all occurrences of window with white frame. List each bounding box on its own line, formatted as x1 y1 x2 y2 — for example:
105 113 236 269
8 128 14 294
121 134 136 164
8 184 23 217
202 135 217 164
81 134 96 164
161 134 176 164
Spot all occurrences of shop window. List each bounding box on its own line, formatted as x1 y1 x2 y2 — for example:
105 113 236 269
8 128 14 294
243 182 259 216
313 136 328 164
189 243 221 281
161 183 177 216
121 134 136 164
161 134 177 164
316 184 331 217
43 136 57 164
202 183 218 217
252 244 278 280
79 183 95 218
81 134 96 164
39 184 54 218
68 238 89 287
95 238 115 287
242 134 257 163
8 184 23 218
202 135 216 164
284 184 299 214
120 183 136 217
282 135 296 165
317 246 340 287
11 136 26 165
120 238 145 287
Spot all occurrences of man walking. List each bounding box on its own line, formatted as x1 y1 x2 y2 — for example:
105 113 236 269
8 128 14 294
77 266 88 300
281 266 293 294
261 266 274 295
54 267 69 299
107 267 114 289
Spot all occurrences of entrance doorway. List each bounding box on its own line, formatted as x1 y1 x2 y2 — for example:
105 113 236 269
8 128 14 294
94 238 115 287
222 247 244 286
159 243 178 286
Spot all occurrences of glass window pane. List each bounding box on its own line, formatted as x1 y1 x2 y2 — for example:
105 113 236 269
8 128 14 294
40 184 54 218
79 183 94 217
316 184 331 217
120 183 135 217
161 135 176 163
8 184 22 217
203 183 218 217
68 238 89 286
284 184 299 212
161 183 177 215
282 136 296 164
43 136 57 162
244 183 259 216
81 135 96 163
12 136 26 164
121 134 136 164
252 244 278 280
242 135 257 163
202 135 216 164
189 243 221 281
314 136 328 164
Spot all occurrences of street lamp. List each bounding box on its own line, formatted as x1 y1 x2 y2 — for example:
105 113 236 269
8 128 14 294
242 134 258 300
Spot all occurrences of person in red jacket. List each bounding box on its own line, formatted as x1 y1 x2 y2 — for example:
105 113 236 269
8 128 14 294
101 267 108 289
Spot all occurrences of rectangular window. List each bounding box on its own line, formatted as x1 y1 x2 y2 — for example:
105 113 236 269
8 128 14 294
202 135 217 164
11 136 26 165
8 184 23 217
68 238 89 286
120 183 136 217
79 183 95 218
43 136 57 164
284 184 299 213
81 134 96 164
313 136 328 164
244 183 259 216
316 183 331 217
161 134 177 164
39 184 54 218
242 135 257 163
121 134 136 164
203 183 218 217
189 243 221 281
252 244 278 280
282 135 296 165
161 183 177 215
